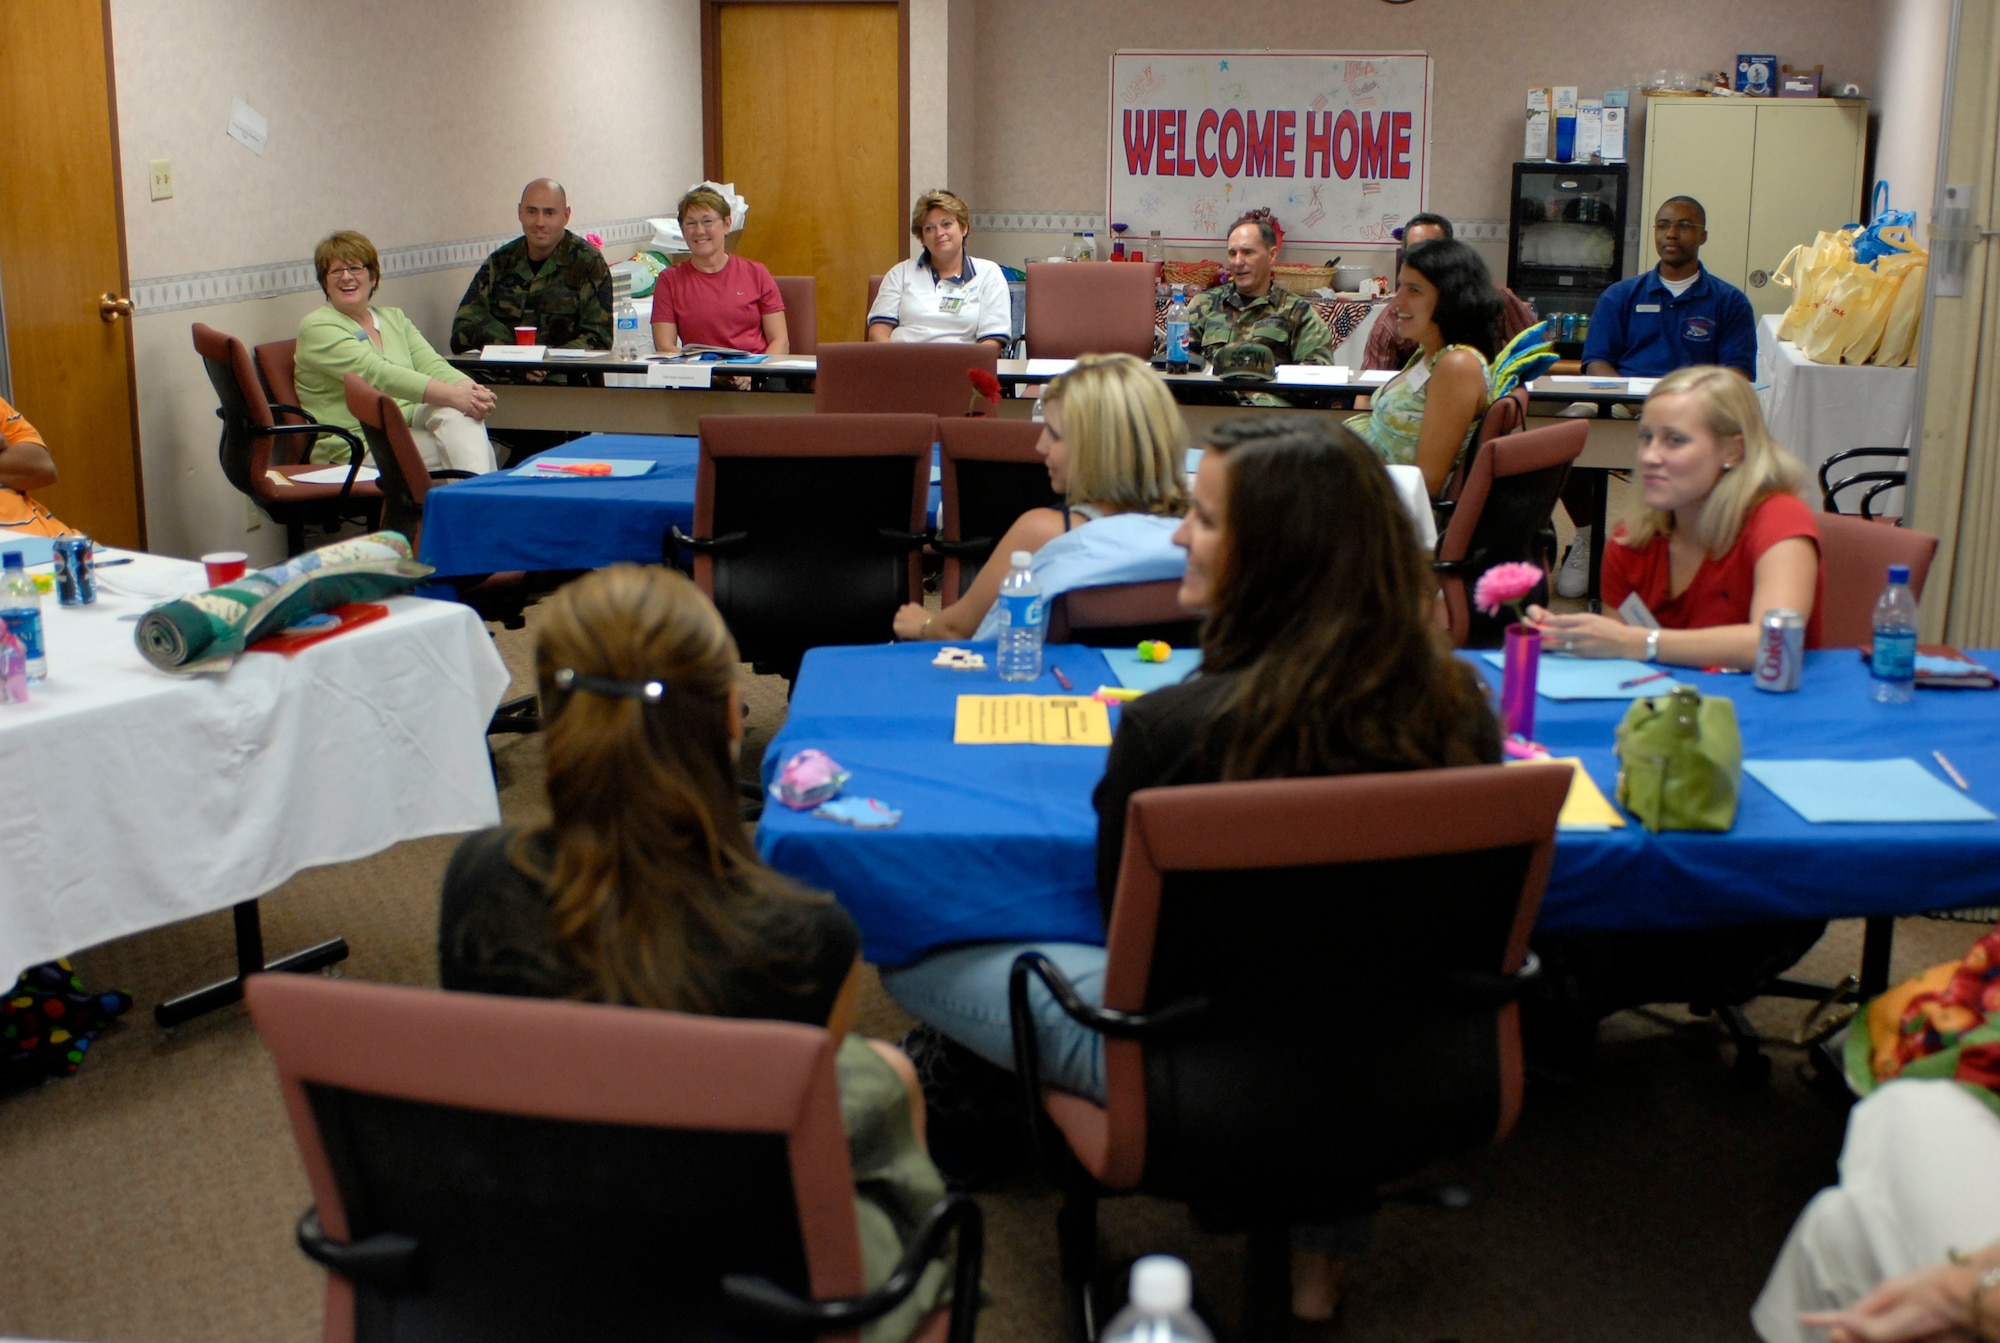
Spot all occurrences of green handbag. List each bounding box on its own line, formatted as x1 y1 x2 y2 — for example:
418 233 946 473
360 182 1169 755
1614 684 1743 833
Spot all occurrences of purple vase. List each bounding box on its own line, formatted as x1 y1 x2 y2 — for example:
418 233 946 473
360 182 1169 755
1501 622 1541 741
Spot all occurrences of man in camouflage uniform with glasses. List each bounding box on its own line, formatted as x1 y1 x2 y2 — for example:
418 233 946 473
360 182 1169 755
451 179 613 362
1186 214 1336 406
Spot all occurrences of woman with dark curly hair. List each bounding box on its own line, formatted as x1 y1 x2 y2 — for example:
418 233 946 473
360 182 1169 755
1346 236 1504 496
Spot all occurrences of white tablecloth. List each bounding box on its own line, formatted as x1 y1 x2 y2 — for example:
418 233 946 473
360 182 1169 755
1756 313 1917 513
0 544 511 986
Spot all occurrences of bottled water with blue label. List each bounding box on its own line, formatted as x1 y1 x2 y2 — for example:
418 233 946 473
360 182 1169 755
2 550 48 682
1165 285 1192 374
995 550 1044 683
1102 1256 1214 1343
1870 562 1918 704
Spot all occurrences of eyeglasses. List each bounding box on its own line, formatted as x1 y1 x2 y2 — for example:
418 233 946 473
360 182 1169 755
326 263 371 279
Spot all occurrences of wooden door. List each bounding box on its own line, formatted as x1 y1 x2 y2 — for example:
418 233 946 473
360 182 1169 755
710 2 905 347
0 2 144 547
1745 103 1868 318
1643 101 1755 292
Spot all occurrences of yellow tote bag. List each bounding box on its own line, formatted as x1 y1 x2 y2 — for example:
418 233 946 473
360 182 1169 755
1773 229 1857 345
1801 255 1876 364
1838 266 1902 365
1869 250 1928 367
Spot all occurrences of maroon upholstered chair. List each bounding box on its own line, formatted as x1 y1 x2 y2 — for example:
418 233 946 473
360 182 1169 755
673 413 935 679
253 338 311 426
1437 386 1529 509
815 341 1001 420
1010 766 1568 1340
1044 579 1199 647
935 418 1060 603
1434 418 1588 648
773 274 818 355
1024 262 1159 360
246 974 981 1343
191 322 382 555
1814 511 1940 647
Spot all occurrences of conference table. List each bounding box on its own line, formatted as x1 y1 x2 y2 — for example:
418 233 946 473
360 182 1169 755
0 541 512 1015
756 643 2000 982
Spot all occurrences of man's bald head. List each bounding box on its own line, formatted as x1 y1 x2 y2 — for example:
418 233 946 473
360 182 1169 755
518 179 572 261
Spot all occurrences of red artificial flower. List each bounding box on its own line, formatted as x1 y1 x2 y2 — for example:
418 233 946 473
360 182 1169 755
967 369 1002 400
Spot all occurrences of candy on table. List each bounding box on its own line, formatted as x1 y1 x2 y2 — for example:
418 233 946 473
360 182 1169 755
813 796 903 829
1135 640 1173 663
933 646 988 670
1093 685 1144 704
769 747 850 810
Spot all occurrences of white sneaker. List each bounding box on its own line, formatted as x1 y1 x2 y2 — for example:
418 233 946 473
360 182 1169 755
1555 526 1592 599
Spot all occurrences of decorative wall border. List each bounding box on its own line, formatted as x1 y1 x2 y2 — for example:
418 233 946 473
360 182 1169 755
130 215 663 316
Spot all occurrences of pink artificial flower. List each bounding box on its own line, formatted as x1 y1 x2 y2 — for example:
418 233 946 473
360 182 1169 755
1473 561 1544 617
585 232 605 248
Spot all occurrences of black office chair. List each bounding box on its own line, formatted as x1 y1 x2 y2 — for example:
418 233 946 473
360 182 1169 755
1434 420 1586 648
673 414 935 680
1818 447 1909 521
248 974 982 1343
1010 766 1568 1342
935 419 1062 603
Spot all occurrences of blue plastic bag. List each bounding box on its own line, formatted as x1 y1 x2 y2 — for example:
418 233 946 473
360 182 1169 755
1851 204 1919 266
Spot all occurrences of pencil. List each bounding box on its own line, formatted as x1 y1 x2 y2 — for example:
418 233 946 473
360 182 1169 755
1934 750 1972 792
1618 670 1671 690
1050 665 1073 691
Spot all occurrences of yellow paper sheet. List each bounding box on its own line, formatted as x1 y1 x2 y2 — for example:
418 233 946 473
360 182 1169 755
954 695 1113 746
1507 756 1626 829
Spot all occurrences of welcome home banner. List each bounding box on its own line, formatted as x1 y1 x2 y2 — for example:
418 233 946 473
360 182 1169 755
1108 50 1432 248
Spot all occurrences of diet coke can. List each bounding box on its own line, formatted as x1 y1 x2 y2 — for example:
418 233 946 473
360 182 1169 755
1754 609 1805 691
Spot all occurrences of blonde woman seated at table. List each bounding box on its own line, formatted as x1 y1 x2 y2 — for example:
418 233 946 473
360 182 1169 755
437 565 946 1342
1529 365 1822 670
884 423 1500 1321
649 186 788 357
866 189 1011 348
892 352 1187 643
1345 237 1498 497
294 230 499 474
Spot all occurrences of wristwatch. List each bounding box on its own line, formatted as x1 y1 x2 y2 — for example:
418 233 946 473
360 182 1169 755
1645 629 1661 663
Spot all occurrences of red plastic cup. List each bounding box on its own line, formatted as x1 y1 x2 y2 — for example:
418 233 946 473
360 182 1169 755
513 326 537 345
201 551 249 587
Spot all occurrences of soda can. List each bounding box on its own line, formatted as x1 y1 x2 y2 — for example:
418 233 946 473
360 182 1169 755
1754 609 1805 691
52 535 96 606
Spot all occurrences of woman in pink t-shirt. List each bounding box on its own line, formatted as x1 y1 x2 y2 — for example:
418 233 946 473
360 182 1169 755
648 186 789 356
1530 365 1821 670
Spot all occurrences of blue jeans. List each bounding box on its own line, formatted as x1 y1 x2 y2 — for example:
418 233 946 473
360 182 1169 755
880 941 1108 1103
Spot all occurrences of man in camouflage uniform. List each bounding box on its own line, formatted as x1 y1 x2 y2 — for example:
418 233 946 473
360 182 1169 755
1186 215 1335 406
451 179 612 356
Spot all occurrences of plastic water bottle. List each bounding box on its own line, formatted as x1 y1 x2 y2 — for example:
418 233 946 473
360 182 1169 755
1081 230 1098 262
995 550 1045 683
1165 285 1192 374
612 273 644 359
1102 1256 1214 1343
2 550 47 683
1869 562 1918 703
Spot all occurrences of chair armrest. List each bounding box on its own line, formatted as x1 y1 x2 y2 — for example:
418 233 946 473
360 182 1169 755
1432 558 1476 576
428 469 477 483
879 527 934 551
723 1192 983 1342
259 422 370 507
1442 951 1542 1006
295 1207 423 1290
668 525 749 554
932 535 996 558
269 401 309 419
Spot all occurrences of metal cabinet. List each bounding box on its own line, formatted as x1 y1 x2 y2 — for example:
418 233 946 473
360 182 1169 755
1640 97 1868 319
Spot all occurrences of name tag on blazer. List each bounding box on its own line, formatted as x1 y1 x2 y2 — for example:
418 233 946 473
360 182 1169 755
1635 303 1662 313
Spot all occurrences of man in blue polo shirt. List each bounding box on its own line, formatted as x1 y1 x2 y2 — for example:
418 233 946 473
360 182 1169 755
1581 195 1756 379
1556 195 1757 594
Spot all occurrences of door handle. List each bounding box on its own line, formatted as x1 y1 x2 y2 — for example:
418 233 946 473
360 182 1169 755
1748 269 1770 288
98 292 134 322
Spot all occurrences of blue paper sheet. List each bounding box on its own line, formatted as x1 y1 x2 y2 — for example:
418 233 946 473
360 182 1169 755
1744 758 1997 824
1101 647 1201 692
0 532 58 566
1478 651 1668 700
509 456 656 479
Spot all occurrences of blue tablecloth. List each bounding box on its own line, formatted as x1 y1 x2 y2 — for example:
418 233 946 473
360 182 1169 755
421 433 947 578
756 645 2000 967
420 434 699 578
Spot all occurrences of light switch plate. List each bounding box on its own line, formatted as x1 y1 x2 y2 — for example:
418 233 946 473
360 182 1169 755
148 159 173 201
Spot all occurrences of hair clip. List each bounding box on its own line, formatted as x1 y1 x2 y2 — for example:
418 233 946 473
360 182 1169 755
552 667 665 701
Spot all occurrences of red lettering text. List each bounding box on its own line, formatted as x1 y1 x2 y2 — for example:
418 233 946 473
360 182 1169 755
1333 110 1360 178
1177 111 1195 175
1156 111 1177 175
1359 111 1393 179
1390 111 1413 179
1122 109 1158 176
1195 108 1219 176
1274 110 1298 176
1304 111 1332 177
1218 108 1245 177
1243 110 1277 177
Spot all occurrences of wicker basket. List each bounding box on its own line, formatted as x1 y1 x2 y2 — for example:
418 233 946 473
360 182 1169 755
1272 264 1337 295
1161 259 1223 290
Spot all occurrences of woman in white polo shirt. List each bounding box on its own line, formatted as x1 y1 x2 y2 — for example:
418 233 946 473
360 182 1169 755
866 189 1012 348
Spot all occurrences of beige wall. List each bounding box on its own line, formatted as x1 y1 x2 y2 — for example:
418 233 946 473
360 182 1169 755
112 0 703 560
1874 0 1955 240
966 0 1895 275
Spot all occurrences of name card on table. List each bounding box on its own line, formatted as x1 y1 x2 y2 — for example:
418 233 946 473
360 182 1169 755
954 695 1113 745
1274 364 1352 385
1024 359 1077 378
645 362 718 389
479 345 547 361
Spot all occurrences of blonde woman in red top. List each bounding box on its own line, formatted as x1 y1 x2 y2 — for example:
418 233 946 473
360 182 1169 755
1529 364 1822 669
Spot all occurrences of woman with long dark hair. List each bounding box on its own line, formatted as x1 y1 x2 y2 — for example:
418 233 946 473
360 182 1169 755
1346 236 1504 496
438 565 947 1341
